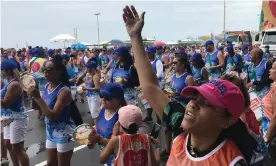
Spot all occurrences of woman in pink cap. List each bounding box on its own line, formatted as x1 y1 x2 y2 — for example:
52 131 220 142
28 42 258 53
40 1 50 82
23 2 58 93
121 5 258 165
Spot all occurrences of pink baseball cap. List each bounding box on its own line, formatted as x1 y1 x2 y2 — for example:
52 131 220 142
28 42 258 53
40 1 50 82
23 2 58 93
118 105 143 130
181 79 244 122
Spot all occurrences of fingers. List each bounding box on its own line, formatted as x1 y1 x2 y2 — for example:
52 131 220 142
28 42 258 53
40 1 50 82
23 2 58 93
140 12 146 21
125 6 134 19
122 13 127 23
131 5 139 18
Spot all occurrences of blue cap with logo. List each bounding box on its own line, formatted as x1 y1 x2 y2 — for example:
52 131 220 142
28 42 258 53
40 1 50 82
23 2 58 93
1 59 18 71
100 83 124 99
146 47 156 54
113 46 129 55
204 40 214 47
85 61 97 69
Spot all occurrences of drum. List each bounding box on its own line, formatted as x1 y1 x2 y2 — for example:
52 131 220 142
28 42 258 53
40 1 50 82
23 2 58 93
72 124 94 145
0 116 13 127
20 74 36 92
77 86 85 96
249 91 262 121
114 77 123 84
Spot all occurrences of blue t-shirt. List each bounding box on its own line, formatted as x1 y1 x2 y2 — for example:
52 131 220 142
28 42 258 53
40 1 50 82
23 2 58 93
67 66 75 79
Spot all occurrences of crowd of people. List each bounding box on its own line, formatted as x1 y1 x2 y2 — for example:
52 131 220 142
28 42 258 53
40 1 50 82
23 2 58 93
1 5 276 166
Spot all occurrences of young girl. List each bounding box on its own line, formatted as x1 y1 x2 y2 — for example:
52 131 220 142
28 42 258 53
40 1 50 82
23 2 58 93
100 105 157 166
84 61 101 126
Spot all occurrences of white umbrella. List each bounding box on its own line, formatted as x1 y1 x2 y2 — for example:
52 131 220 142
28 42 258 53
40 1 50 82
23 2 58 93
50 34 76 48
50 34 76 42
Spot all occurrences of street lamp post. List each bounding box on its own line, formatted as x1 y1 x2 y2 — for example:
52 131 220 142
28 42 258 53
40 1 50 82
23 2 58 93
95 13 101 45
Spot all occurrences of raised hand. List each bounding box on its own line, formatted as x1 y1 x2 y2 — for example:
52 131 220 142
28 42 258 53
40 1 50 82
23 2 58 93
122 5 145 38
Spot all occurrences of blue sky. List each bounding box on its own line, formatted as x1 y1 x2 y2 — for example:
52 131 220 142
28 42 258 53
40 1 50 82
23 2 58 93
1 0 262 48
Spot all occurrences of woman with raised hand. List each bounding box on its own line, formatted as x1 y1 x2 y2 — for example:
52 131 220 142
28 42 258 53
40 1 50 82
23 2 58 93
1 59 30 166
122 5 258 165
29 55 76 166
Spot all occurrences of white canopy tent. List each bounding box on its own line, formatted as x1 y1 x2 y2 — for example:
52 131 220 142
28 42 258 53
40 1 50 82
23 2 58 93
50 34 76 48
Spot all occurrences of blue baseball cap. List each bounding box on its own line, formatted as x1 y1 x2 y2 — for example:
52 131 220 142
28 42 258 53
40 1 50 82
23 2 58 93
18 52 26 57
241 45 248 51
32 48 42 57
156 46 163 50
191 53 203 62
113 46 129 55
47 49 55 56
217 46 224 51
204 40 214 47
61 54 70 62
99 83 124 99
175 50 186 55
85 61 97 69
226 45 234 53
1 59 18 71
146 47 156 54
170 48 176 51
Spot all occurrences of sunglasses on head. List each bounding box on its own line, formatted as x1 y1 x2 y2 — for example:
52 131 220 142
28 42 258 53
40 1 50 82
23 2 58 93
99 94 112 101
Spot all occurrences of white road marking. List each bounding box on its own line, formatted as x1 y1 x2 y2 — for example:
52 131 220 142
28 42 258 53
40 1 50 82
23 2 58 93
34 145 87 166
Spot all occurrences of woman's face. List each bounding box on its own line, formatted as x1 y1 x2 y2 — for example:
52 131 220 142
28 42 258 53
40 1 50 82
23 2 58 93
173 57 183 72
101 96 120 110
43 61 60 82
269 62 276 81
182 93 230 134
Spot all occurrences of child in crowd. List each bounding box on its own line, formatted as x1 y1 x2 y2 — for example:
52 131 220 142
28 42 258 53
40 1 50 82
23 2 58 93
100 105 157 166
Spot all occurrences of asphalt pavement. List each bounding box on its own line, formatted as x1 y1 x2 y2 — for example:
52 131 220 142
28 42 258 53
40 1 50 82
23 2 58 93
2 98 167 166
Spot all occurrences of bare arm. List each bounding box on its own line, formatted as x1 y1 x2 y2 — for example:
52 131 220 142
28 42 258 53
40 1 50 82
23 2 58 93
32 87 71 121
186 75 194 86
103 60 112 74
1 82 22 108
162 55 170 68
265 90 276 142
123 6 169 119
100 136 119 164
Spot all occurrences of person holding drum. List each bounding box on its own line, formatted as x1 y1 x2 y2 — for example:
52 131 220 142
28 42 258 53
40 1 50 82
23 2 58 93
263 61 276 144
191 53 209 86
224 44 244 74
29 56 76 166
1 59 30 166
83 61 101 126
103 50 119 83
111 46 140 105
87 83 127 166
204 40 225 80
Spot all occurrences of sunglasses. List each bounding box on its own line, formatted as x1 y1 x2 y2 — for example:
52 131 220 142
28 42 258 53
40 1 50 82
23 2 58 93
42 67 54 73
99 94 112 101
172 61 178 65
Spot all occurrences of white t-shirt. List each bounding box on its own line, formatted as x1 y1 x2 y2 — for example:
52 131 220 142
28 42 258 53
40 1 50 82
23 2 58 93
151 59 164 79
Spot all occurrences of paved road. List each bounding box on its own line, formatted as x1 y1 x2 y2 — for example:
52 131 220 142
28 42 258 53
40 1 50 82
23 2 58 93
2 99 167 166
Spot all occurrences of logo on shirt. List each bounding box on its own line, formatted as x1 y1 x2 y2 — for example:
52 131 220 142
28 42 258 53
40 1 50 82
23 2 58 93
123 149 148 166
